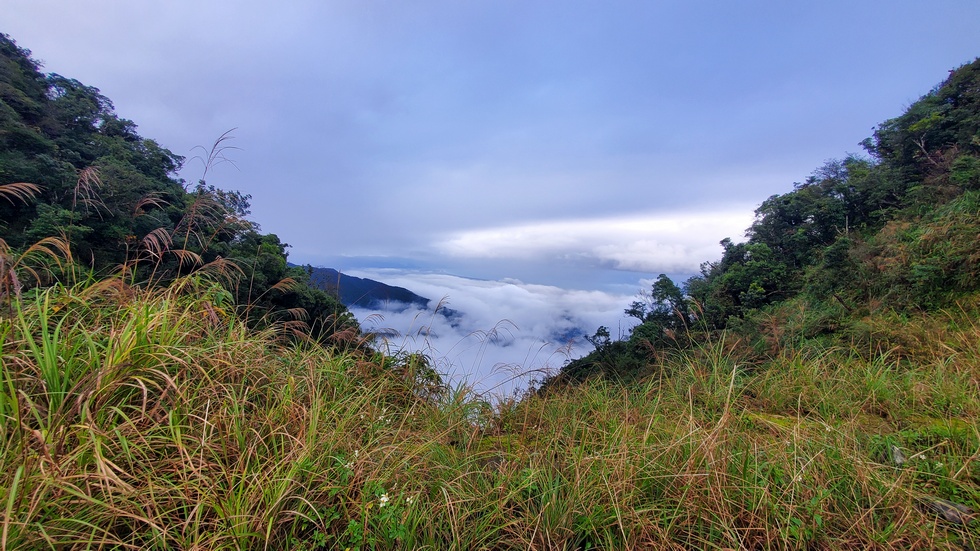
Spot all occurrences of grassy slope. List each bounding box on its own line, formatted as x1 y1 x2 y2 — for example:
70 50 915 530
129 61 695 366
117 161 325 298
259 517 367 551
1 280 978 550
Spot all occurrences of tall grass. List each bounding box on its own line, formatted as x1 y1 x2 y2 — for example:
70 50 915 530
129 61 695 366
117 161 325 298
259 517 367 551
1 274 978 548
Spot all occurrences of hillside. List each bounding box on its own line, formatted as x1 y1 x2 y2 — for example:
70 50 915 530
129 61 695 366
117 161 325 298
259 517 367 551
301 266 430 309
555 56 980 386
0 33 357 344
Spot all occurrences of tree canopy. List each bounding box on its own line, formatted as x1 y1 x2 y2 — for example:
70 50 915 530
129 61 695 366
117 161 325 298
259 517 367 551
0 33 357 344
550 57 980 387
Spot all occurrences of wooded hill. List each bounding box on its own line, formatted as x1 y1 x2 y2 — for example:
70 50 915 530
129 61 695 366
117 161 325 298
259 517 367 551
302 266 429 310
555 57 980 385
0 33 357 344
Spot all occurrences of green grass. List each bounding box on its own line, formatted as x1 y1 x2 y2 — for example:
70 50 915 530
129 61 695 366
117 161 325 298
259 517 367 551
1 279 979 549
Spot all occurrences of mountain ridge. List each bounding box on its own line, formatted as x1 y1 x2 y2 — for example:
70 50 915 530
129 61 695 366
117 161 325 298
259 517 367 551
296 265 431 310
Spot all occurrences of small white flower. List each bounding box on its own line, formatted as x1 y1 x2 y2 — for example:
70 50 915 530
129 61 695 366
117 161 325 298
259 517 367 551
406 496 414 505
379 493 390 508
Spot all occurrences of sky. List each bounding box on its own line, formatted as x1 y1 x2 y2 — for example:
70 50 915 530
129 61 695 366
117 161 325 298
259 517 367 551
5 1 980 395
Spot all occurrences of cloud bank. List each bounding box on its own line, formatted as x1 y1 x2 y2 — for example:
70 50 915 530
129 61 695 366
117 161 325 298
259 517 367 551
435 208 755 274
347 270 640 399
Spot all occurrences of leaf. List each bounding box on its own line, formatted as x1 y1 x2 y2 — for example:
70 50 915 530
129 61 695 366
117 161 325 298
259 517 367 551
0 182 41 205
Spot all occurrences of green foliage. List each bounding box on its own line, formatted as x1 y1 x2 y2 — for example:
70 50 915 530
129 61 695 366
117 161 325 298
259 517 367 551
690 240 792 329
560 57 980 385
694 59 980 322
0 33 357 346
584 325 612 351
553 274 694 385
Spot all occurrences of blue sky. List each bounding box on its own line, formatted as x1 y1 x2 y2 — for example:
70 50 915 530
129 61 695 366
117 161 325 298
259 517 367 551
5 1 980 394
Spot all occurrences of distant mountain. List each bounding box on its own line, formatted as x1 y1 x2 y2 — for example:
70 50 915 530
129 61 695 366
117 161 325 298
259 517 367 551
297 266 430 309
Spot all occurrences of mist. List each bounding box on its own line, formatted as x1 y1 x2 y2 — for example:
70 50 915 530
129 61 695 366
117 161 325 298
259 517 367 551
347 270 642 398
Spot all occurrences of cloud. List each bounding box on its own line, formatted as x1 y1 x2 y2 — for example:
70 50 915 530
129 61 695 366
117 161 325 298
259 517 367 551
347 270 640 399
434 208 755 274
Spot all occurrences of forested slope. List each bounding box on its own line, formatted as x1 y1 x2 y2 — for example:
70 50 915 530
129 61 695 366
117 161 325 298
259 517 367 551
0 34 356 343
557 57 980 384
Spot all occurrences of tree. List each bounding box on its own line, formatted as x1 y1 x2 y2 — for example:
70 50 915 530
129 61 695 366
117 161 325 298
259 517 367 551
0 32 360 346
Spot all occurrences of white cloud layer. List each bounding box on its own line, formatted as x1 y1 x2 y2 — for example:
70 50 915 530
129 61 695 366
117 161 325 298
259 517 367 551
347 270 641 399
435 208 755 274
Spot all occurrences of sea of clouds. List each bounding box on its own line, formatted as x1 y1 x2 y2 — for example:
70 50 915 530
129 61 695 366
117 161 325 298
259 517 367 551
346 270 644 399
